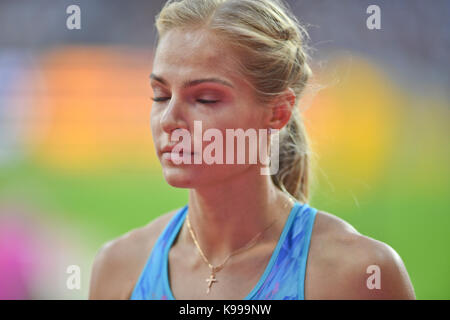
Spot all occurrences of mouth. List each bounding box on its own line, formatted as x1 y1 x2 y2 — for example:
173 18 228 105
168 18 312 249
161 150 196 161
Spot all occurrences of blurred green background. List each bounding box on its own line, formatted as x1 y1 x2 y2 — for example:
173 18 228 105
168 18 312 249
0 0 449 299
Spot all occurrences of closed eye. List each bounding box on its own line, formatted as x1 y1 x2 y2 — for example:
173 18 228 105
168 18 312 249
151 97 170 102
151 97 219 104
197 99 219 104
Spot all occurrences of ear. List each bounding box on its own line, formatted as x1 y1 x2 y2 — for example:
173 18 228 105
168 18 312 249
267 87 296 130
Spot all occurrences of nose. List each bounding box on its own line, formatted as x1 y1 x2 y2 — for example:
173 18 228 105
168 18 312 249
159 96 188 134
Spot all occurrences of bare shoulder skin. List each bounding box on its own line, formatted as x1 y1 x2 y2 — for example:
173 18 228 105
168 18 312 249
89 207 416 300
88 208 180 300
305 210 416 299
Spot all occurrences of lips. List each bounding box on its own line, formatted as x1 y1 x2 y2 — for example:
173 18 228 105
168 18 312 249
161 145 175 154
163 150 194 156
160 145 194 156
161 145 195 160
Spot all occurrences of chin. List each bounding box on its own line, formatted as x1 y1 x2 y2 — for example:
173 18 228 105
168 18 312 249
161 164 253 190
162 167 200 189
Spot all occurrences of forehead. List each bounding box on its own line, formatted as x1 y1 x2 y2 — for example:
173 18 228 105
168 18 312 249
153 28 242 84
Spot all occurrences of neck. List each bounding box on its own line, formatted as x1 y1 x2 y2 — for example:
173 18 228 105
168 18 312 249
180 166 295 265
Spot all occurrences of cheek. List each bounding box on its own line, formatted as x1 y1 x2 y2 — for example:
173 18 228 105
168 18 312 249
225 101 261 129
202 106 252 131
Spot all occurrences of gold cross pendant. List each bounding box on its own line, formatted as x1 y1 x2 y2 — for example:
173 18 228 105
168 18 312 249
205 272 218 294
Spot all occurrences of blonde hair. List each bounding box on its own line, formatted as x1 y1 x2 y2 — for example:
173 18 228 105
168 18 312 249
155 0 314 203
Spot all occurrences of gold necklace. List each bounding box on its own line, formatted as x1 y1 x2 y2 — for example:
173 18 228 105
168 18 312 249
185 197 295 294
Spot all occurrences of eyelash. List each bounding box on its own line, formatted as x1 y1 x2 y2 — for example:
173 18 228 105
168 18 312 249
151 97 218 104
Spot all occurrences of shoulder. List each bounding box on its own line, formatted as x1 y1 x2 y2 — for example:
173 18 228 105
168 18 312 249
305 210 416 299
88 208 181 299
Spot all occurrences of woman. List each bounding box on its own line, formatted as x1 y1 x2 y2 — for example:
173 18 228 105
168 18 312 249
89 0 415 300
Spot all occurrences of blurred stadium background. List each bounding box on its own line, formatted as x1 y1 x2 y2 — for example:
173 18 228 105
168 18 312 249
0 0 448 299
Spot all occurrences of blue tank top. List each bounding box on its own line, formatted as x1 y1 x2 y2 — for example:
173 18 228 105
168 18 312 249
130 201 317 300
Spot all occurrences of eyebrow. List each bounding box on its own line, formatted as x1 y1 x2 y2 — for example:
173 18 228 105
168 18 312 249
150 73 234 89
